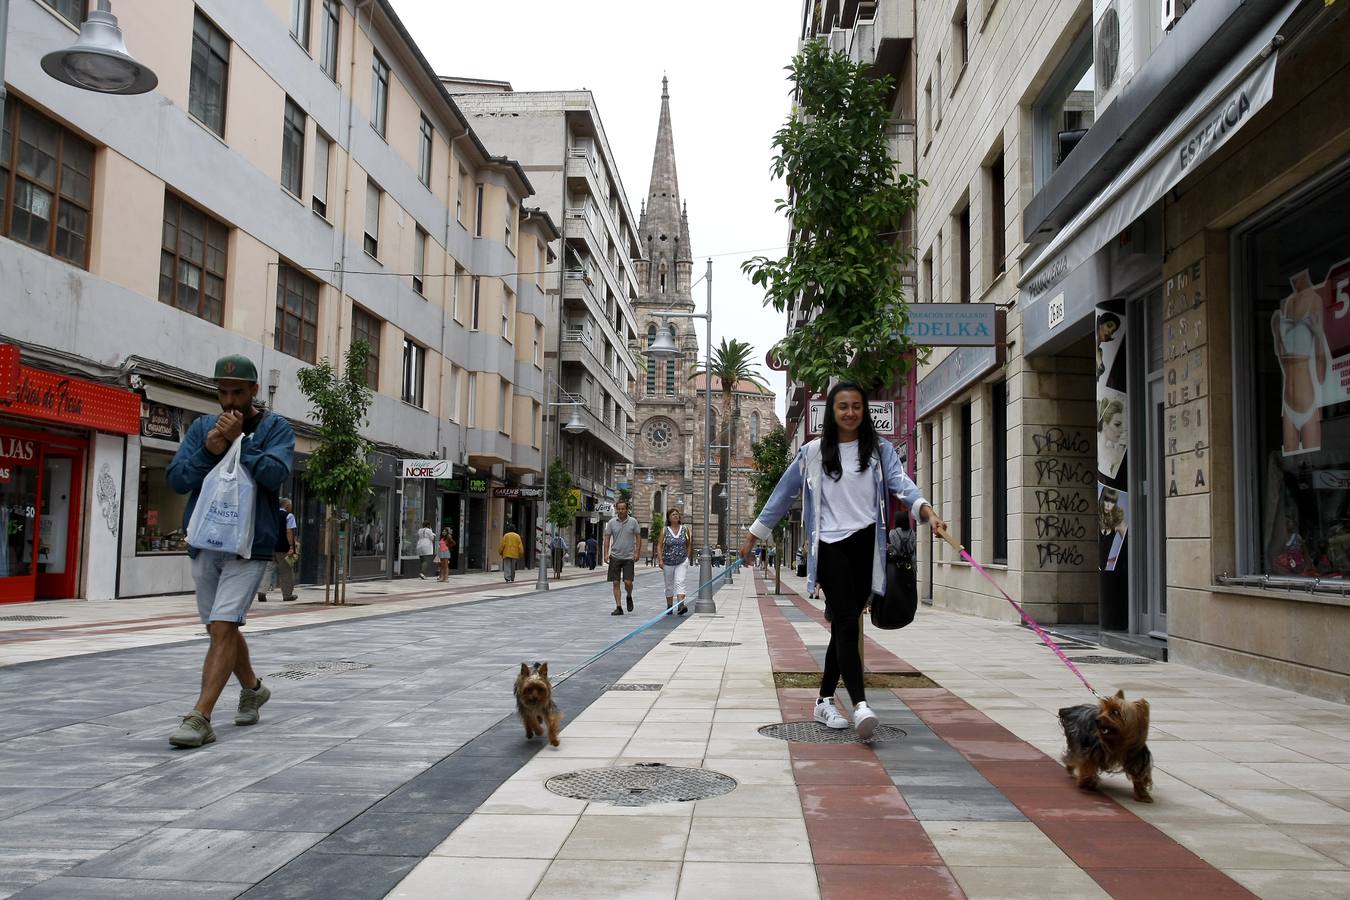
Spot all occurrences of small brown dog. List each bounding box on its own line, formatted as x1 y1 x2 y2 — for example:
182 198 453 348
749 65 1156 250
1058 689 1153 802
515 662 563 747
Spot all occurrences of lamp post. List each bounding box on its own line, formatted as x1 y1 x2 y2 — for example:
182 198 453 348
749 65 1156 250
535 371 588 591
37 0 158 94
646 258 716 612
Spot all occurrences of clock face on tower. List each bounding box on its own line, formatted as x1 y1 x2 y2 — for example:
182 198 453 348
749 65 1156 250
645 419 674 452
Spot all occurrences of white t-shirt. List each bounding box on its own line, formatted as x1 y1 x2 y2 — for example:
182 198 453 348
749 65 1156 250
415 527 435 556
820 440 877 542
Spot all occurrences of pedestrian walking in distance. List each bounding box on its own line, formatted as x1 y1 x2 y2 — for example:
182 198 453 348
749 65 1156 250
415 520 436 579
657 508 693 615
551 533 566 578
585 535 598 571
576 538 587 569
437 527 453 581
499 524 524 582
257 498 298 602
604 500 642 615
166 354 294 749
740 382 945 740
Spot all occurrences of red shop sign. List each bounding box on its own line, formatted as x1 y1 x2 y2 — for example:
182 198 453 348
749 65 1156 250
0 344 140 434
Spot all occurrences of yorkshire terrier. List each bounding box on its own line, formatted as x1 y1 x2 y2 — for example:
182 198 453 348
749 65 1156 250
1058 689 1153 803
515 662 563 747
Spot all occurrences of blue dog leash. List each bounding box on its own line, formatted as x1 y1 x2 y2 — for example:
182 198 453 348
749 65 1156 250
551 559 745 687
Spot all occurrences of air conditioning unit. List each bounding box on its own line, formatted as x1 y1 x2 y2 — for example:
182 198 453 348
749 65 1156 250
1095 2 1121 107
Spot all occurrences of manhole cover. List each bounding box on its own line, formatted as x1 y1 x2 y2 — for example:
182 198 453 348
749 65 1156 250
0 615 66 622
268 659 372 681
670 641 741 648
604 683 663 691
759 721 907 744
546 763 736 806
1067 655 1155 665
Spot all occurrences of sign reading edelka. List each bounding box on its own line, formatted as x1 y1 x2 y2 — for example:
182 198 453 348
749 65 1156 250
902 304 998 346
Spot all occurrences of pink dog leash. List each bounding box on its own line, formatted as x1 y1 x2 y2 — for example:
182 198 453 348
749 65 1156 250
935 526 1101 699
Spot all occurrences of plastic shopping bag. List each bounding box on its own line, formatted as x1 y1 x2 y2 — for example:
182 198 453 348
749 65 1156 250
186 435 257 558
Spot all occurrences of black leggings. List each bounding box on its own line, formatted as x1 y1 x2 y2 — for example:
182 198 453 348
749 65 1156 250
816 525 874 706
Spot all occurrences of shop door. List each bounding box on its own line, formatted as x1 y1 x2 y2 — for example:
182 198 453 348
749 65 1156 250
1141 376 1168 637
466 497 485 570
36 449 83 600
0 450 41 603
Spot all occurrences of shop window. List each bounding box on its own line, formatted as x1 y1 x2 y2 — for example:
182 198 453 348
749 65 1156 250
189 9 230 138
399 484 425 559
137 450 190 554
274 262 319 363
1031 24 1094 189
160 192 228 326
352 486 388 557
0 98 95 268
1237 170 1350 582
281 96 305 198
351 306 381 390
370 51 389 137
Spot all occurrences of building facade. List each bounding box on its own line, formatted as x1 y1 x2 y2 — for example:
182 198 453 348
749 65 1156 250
449 85 642 556
0 0 547 601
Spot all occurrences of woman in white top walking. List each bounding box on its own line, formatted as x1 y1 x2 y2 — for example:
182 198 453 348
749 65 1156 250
656 508 693 616
415 521 436 579
740 383 945 739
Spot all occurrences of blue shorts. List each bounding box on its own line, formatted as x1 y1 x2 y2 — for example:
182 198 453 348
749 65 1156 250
192 550 269 625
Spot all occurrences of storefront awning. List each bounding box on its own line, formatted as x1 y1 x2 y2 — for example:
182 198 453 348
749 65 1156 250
1018 0 1298 353
142 382 221 416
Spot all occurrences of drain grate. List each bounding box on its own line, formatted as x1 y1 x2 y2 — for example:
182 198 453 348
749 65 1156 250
670 640 741 648
603 683 664 691
267 659 372 681
759 721 907 744
546 763 736 806
0 615 66 622
1067 655 1155 665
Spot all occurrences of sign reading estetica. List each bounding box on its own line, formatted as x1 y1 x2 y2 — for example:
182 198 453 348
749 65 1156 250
809 401 895 435
401 459 451 479
902 304 998 346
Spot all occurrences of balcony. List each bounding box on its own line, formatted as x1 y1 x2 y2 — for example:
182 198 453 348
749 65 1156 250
845 1 912 78
886 118 917 171
560 323 633 415
571 403 634 462
563 271 632 378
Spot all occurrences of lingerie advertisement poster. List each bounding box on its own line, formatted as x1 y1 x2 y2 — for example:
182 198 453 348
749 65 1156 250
1272 258 1350 456
1096 299 1129 631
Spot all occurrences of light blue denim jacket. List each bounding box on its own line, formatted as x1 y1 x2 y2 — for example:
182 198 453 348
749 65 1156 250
749 439 929 596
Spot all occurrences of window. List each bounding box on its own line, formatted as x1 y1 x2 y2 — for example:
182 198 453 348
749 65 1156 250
319 0 339 80
954 2 969 72
453 264 465 322
370 51 389 137
281 97 305 198
0 98 95 268
505 200 515 249
401 337 425 407
467 372 478 427
351 486 388 557
189 10 230 137
159 193 227 325
537 240 546 288
502 289 513 340
646 325 657 395
474 184 484 237
935 52 943 125
534 324 542 366
274 262 320 363
957 203 971 303
923 78 933 147
750 411 761 446
960 403 973 550
991 381 1008 564
1237 170 1350 581
448 365 462 422
137 449 191 554
289 0 310 50
531 401 540 447
364 178 380 258
456 166 468 225
665 359 676 396
988 149 1006 278
498 381 510 433
312 130 331 217
470 276 481 330
418 114 433 187
1032 25 1094 188
350 306 381 389
45 0 86 27
923 250 935 303
413 226 426 295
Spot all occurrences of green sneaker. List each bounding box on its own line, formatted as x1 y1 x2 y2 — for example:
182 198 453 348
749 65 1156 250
234 680 271 726
169 711 215 748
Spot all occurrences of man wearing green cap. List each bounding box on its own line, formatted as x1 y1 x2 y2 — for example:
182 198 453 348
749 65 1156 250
165 354 295 748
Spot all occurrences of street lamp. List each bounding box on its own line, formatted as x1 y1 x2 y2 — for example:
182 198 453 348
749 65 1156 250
39 0 158 95
535 372 587 591
647 258 717 613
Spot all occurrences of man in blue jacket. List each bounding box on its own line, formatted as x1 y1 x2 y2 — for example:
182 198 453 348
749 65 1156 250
165 354 294 749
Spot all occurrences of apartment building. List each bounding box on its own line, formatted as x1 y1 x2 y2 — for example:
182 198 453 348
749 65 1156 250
448 85 642 548
910 0 1350 698
0 0 546 601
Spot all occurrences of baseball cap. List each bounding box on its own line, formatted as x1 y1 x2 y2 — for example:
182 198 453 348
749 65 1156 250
213 354 259 382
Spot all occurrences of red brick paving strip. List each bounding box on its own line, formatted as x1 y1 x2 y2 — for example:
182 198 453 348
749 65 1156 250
757 576 1257 900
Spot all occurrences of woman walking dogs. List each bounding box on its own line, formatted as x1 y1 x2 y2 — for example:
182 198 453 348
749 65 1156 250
740 383 945 740
656 508 693 615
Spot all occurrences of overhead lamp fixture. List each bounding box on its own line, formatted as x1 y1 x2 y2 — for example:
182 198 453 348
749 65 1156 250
40 1 159 95
645 325 679 359
644 471 655 484
563 409 588 434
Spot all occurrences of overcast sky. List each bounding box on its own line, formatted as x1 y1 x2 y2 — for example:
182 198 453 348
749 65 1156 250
388 0 799 419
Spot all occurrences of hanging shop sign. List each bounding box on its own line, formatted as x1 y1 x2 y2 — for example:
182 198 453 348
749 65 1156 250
916 345 1005 419
140 402 182 441
903 304 1000 346
493 486 543 499
401 459 452 479
467 476 489 494
0 344 140 434
808 401 895 436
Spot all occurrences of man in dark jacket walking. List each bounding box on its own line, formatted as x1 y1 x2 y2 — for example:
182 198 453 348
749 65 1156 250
165 355 294 749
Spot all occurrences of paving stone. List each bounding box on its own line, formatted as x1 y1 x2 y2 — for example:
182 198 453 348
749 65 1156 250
314 812 466 856
238 851 418 900
180 791 381 833
70 828 326 882
13 876 250 898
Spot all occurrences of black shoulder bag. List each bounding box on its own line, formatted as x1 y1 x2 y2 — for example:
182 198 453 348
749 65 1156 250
871 517 918 630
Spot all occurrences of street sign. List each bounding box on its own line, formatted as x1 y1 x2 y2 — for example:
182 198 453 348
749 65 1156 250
902 304 998 346
808 401 895 435
765 346 789 371
402 459 451 478
493 486 543 499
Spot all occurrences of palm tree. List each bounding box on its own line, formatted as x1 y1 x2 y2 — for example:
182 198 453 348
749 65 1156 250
690 338 769 551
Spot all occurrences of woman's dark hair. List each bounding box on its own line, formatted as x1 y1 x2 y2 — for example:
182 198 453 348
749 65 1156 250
821 382 878 480
665 508 683 526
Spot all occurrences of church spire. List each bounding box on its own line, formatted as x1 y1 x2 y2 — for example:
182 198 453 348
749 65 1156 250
638 77 692 303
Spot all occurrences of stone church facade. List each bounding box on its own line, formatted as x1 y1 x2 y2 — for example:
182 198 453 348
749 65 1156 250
627 79 779 552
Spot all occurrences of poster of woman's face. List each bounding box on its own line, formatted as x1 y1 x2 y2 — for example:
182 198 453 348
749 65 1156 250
1099 484 1128 572
1097 389 1128 480
1095 311 1126 390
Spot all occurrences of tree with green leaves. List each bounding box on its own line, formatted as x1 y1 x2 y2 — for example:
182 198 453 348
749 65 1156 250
743 39 923 392
546 459 578 533
750 426 792 593
690 337 769 550
297 340 374 605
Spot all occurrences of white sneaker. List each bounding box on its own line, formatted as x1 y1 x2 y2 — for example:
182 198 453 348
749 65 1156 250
853 701 879 741
813 697 849 730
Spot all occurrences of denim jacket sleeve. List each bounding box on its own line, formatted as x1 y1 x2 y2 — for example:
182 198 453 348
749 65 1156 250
748 446 807 541
880 440 930 518
241 414 294 491
165 415 222 495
